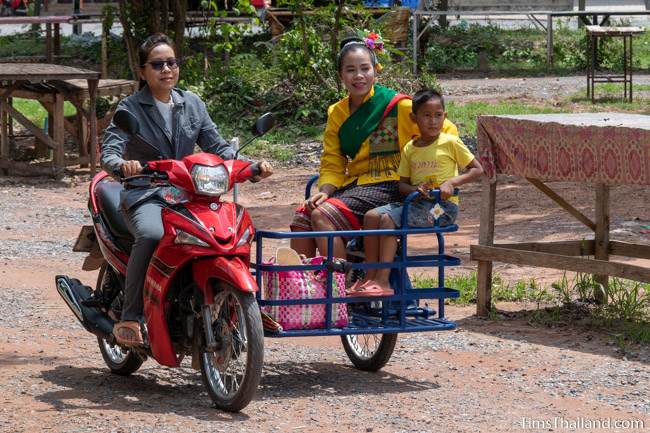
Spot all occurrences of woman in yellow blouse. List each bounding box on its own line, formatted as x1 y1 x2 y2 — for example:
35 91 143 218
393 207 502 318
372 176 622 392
290 35 458 258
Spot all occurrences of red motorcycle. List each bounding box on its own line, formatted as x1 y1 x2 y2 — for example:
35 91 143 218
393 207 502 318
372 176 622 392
55 110 275 412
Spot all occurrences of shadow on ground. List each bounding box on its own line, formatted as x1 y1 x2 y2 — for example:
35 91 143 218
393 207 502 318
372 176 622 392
36 361 438 419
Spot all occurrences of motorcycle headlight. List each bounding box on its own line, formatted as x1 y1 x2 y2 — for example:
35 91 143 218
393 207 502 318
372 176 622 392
235 227 253 248
191 164 229 196
175 229 210 247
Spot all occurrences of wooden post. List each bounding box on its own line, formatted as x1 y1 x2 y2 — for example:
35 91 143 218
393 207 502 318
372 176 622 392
33 0 42 33
578 0 586 28
54 23 61 57
53 92 65 176
101 25 108 77
412 9 418 74
7 97 13 143
438 0 448 28
76 111 88 168
0 98 8 176
88 79 99 176
45 23 53 63
476 176 497 317
546 14 553 70
42 108 54 159
594 183 610 303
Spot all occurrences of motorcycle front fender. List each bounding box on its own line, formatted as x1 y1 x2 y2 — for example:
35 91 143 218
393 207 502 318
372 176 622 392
192 256 258 303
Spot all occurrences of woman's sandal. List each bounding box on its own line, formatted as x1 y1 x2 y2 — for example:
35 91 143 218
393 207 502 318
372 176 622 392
113 321 144 346
353 282 394 297
348 279 366 293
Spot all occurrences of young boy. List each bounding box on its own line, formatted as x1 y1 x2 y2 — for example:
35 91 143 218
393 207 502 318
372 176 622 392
352 88 484 296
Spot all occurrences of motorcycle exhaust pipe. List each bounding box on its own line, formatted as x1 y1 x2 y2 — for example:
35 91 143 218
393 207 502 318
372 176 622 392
55 275 115 341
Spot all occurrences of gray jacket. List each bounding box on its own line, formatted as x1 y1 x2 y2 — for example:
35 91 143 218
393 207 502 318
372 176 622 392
101 85 239 209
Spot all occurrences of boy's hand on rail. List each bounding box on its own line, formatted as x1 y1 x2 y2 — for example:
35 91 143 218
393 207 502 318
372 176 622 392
416 184 432 200
305 192 329 210
439 181 455 200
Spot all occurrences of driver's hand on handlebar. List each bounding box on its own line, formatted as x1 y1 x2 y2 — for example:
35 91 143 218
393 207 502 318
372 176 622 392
121 160 143 177
305 192 329 211
249 160 273 183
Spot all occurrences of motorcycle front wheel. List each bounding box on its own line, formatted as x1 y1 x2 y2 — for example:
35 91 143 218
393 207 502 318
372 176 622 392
199 284 264 412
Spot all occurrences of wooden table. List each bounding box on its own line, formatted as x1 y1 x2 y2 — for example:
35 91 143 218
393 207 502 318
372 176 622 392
0 63 100 177
585 26 645 103
471 112 650 316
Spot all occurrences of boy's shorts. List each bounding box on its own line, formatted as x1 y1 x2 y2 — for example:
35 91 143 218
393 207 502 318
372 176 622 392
373 199 458 228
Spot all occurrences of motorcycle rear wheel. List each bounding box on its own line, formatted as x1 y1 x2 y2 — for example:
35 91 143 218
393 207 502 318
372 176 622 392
200 284 264 412
96 263 144 376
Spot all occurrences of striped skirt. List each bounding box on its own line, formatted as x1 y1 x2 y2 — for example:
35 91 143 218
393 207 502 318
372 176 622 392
290 181 400 233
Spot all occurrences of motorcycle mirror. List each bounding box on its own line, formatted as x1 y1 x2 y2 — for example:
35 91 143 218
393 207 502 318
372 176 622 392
113 110 140 136
236 112 276 158
251 112 276 137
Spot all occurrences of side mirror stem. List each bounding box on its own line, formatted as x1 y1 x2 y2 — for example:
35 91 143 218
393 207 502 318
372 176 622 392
234 134 260 159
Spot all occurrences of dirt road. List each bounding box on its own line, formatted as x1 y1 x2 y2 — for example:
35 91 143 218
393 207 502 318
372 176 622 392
1 170 649 433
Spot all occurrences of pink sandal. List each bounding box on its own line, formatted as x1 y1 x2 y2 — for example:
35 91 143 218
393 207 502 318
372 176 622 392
354 283 394 297
348 280 366 293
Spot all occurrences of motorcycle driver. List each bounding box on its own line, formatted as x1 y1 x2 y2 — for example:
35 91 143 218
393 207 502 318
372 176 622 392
101 33 273 346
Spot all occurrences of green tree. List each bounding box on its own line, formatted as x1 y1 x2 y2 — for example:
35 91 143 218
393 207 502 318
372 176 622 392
116 0 188 80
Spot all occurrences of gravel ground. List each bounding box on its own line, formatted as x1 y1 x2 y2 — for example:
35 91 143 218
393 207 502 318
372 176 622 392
1 172 649 433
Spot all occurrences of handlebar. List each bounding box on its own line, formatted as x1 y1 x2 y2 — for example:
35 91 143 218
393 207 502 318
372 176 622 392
113 164 169 184
404 187 460 205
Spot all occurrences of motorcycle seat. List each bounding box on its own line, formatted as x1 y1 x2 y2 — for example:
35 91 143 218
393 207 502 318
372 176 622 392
95 181 133 250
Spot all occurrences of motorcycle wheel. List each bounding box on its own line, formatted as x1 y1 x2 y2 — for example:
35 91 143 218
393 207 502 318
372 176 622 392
341 333 397 372
200 284 264 412
95 263 144 376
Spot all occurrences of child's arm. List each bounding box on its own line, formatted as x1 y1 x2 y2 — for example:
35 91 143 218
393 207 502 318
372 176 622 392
399 177 432 200
439 158 484 199
399 177 418 196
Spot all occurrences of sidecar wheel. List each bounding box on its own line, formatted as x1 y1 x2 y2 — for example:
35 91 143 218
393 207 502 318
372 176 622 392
200 284 264 412
341 333 397 372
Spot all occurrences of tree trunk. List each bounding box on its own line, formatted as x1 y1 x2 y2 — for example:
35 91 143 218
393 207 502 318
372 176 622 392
152 0 161 32
161 0 169 34
331 0 345 92
117 0 140 81
170 0 188 58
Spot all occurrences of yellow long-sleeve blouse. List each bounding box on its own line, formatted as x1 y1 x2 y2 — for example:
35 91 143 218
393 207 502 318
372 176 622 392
319 87 459 189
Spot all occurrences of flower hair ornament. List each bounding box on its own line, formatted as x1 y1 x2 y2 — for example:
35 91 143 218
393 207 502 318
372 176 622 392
337 32 386 72
362 31 384 72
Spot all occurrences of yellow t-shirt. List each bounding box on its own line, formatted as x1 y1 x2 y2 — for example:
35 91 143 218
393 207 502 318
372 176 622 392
397 133 475 204
319 86 459 189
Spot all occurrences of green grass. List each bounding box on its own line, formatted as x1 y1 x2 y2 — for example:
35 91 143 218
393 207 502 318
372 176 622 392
12 98 77 129
534 272 650 344
447 100 562 137
239 124 323 162
412 271 552 305
568 84 650 112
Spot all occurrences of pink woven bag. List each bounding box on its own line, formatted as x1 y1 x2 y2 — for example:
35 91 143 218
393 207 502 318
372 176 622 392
262 256 348 330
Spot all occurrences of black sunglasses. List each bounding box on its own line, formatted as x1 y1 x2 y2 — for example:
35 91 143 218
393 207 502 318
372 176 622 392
144 58 181 71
